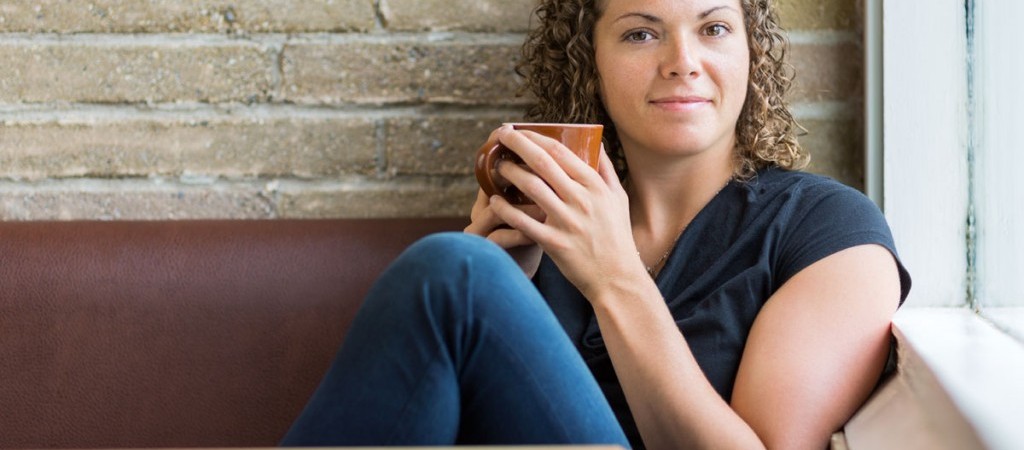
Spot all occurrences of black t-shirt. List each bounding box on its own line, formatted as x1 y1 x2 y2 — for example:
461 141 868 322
532 167 912 447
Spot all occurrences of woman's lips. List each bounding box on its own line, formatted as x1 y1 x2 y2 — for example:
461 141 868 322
649 96 712 111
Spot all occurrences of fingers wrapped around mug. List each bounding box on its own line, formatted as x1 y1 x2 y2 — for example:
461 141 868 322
490 128 597 214
476 123 602 205
464 188 546 247
488 140 636 298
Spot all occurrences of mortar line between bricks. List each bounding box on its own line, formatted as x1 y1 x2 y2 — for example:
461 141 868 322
374 119 389 177
0 176 478 191
372 0 389 30
267 41 286 101
0 103 528 123
0 31 527 46
787 30 859 45
282 32 528 44
0 101 843 122
0 32 266 46
790 100 858 121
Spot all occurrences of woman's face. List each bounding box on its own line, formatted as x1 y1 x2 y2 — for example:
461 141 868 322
594 0 749 162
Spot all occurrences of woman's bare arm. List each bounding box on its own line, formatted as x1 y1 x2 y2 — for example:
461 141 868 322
591 244 899 449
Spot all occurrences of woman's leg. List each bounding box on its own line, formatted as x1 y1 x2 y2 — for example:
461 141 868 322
279 233 627 447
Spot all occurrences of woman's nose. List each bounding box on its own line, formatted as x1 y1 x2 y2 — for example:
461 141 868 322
659 36 700 79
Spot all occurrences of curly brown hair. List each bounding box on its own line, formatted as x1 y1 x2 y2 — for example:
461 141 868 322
515 0 808 179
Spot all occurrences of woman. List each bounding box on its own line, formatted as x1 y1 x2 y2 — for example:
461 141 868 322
281 0 911 448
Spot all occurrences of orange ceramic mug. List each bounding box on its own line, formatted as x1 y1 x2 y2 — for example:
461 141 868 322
474 123 604 204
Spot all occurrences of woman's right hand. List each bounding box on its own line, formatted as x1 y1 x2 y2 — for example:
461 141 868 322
464 189 546 278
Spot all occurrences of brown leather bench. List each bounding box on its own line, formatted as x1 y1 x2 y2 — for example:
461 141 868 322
0 218 467 448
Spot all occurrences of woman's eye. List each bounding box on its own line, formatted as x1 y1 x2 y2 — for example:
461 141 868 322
624 30 654 42
705 24 729 37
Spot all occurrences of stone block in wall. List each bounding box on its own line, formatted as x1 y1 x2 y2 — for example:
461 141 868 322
0 36 275 103
0 180 276 220
0 0 376 33
776 0 861 30
380 0 535 32
0 108 378 180
789 40 864 104
281 36 526 105
277 177 476 218
385 111 524 176
798 118 864 190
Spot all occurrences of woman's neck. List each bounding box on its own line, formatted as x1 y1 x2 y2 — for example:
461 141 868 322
625 148 735 238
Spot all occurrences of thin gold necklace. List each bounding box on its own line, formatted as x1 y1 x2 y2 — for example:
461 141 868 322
639 227 684 278
634 179 731 279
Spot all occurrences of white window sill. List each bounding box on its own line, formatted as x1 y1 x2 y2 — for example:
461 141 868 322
842 307 1024 449
983 307 1024 343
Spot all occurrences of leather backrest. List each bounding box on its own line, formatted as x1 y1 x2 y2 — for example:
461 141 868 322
0 218 466 449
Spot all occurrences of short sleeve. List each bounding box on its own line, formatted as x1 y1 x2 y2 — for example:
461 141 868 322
775 183 912 303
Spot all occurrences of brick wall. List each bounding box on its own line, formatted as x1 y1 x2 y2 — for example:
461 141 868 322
0 0 863 220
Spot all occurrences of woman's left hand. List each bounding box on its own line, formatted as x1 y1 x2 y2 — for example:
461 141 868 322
487 125 646 299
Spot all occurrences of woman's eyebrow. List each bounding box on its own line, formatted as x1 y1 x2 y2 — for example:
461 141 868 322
699 5 739 19
612 5 739 24
612 12 662 25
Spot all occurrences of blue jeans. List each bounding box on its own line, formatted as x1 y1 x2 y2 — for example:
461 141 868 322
279 233 629 446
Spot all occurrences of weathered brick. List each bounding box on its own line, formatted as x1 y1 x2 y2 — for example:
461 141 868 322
776 0 861 31
385 111 524 176
0 110 378 180
380 0 535 32
0 180 276 220
0 0 870 222
0 0 376 33
281 37 526 105
797 118 864 190
0 37 275 103
789 41 863 103
277 177 476 218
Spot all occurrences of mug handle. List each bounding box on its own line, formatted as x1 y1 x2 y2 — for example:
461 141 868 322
474 140 531 204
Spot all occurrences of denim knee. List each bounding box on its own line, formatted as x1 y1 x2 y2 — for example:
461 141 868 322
374 231 551 324
395 232 516 278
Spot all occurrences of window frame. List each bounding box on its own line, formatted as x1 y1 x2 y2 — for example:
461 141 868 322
972 0 1024 314
857 1 1024 447
875 0 969 308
